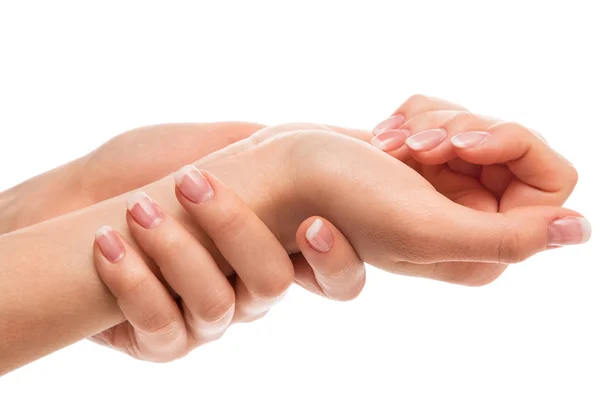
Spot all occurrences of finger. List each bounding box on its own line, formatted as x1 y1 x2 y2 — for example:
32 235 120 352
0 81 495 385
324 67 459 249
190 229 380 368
173 165 294 316
294 217 365 301
400 111 497 164
93 226 188 362
230 277 272 323
419 200 592 264
419 166 498 212
385 174 505 287
372 110 462 161
397 113 577 208
372 94 468 136
126 192 235 343
450 121 579 209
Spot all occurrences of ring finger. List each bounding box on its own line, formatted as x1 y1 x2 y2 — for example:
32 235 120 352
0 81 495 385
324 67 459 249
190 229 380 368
126 191 235 344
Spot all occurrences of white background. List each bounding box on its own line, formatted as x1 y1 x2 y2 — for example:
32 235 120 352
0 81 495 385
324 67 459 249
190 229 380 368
1 1 598 399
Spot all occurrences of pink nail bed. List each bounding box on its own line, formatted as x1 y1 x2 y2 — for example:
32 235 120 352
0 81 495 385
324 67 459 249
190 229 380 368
174 165 214 204
405 128 447 152
547 217 592 246
305 218 334 253
127 191 163 229
95 226 125 263
373 114 406 136
371 129 411 152
451 131 491 148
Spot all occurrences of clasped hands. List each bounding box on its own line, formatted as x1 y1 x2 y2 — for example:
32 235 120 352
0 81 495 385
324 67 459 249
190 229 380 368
11 95 591 363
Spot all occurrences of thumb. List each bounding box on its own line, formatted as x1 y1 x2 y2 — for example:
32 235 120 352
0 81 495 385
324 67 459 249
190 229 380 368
427 204 592 264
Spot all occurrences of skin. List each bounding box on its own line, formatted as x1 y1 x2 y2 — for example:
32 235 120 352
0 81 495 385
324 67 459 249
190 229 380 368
0 96 589 374
91 171 362 361
0 120 366 367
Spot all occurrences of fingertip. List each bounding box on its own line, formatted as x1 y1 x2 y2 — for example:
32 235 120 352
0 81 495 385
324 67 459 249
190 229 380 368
296 216 366 301
95 226 126 264
450 131 491 149
304 218 334 253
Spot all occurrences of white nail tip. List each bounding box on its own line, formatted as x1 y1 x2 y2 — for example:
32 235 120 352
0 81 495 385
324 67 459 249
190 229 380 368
95 226 113 240
126 191 150 211
371 137 388 150
174 164 200 185
579 218 592 243
405 129 447 151
306 218 324 241
405 137 425 151
450 132 490 148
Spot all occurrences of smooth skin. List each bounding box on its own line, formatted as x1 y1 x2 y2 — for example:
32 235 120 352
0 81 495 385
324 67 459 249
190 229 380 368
92 95 589 362
92 170 362 361
0 95 590 374
0 121 367 362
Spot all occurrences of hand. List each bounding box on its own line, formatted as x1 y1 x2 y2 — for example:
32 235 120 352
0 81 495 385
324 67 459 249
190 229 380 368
1 121 366 300
1 107 588 371
91 168 363 361
369 95 583 283
200 118 589 287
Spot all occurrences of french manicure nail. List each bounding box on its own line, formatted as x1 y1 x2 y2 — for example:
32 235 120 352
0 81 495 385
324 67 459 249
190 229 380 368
95 226 125 263
373 114 405 136
174 165 214 204
305 218 334 253
547 217 592 246
405 128 447 151
451 131 491 148
127 191 163 229
371 129 411 151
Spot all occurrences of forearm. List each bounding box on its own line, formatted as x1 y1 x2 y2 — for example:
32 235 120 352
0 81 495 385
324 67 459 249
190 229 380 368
0 135 285 374
0 160 85 235
0 122 266 236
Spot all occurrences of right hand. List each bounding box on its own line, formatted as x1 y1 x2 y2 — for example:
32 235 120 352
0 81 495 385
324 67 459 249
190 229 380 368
91 167 364 362
205 116 589 287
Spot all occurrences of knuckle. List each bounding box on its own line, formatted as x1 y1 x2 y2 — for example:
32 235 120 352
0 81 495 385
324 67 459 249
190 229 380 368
444 111 478 129
496 121 530 137
316 258 364 281
560 160 579 195
405 93 431 108
115 272 153 302
563 161 579 192
200 288 236 324
210 201 251 239
139 316 180 338
254 266 294 300
155 230 187 259
497 224 527 264
332 270 366 302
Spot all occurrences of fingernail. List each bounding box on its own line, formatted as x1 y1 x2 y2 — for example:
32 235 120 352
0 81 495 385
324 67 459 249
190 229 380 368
305 218 334 252
95 226 125 263
127 191 163 229
451 131 491 148
373 114 405 136
371 129 411 151
405 128 447 151
547 217 592 246
174 165 214 204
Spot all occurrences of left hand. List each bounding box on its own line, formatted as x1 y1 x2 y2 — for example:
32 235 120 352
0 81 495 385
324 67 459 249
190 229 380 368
91 168 363 361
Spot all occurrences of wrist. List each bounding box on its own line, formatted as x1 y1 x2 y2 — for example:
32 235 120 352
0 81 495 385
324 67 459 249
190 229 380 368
190 133 306 252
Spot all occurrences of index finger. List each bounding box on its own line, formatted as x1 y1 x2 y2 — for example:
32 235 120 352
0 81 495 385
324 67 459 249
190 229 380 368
450 121 578 209
373 94 468 136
